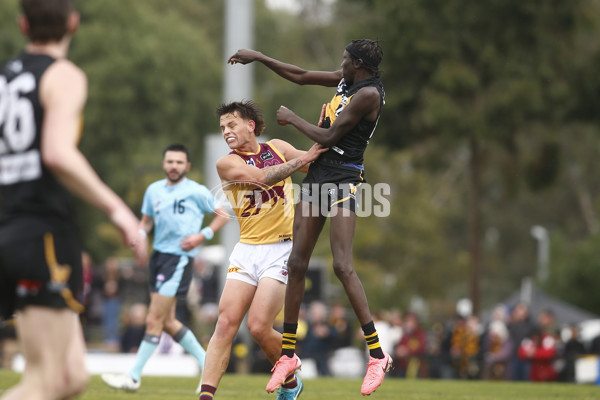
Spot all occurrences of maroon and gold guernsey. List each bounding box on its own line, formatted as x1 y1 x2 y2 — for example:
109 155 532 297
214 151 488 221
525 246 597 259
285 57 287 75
226 141 294 244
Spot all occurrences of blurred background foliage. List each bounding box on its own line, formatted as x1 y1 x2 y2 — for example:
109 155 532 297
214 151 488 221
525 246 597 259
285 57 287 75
3 0 600 320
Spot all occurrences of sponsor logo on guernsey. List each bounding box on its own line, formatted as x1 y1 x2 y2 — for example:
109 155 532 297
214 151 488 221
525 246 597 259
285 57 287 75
260 150 274 162
246 159 256 167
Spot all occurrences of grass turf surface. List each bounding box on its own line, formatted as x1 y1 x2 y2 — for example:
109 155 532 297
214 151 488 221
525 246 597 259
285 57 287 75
1 370 599 399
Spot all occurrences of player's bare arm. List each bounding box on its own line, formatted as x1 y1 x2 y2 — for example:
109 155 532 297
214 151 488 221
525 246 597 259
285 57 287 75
216 144 326 188
208 207 230 234
228 48 341 87
276 87 381 147
269 139 320 173
139 214 154 236
40 60 147 263
179 207 229 251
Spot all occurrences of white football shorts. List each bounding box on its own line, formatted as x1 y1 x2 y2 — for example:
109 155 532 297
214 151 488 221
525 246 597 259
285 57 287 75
226 241 292 286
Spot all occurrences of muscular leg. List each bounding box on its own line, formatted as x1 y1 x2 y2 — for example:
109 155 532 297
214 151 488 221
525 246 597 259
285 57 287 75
246 278 286 364
329 207 391 396
267 202 327 392
146 293 177 336
162 301 182 337
163 297 206 367
127 293 177 381
329 209 372 325
202 279 256 388
61 313 89 399
1 307 89 400
284 200 326 324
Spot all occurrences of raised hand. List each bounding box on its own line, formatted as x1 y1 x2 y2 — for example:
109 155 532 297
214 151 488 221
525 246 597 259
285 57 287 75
109 206 148 266
318 103 327 127
227 49 261 65
276 105 295 126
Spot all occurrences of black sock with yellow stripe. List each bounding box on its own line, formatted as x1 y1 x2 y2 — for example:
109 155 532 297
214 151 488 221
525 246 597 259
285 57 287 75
362 320 385 359
281 322 298 358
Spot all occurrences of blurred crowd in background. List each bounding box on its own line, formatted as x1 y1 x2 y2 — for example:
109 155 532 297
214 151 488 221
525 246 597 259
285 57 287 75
2 250 600 384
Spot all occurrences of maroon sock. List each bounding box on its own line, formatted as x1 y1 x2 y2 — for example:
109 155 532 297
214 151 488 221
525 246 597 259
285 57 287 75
281 374 298 389
199 384 216 400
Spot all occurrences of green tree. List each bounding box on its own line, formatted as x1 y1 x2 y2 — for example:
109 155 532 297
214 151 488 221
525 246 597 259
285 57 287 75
337 0 592 314
72 0 224 258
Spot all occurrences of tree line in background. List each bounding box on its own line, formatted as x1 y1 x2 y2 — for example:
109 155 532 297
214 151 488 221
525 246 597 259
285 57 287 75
2 0 600 321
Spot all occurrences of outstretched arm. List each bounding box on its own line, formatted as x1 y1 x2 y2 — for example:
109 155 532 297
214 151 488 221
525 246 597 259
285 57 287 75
276 86 381 147
40 60 147 264
228 49 341 87
216 143 327 188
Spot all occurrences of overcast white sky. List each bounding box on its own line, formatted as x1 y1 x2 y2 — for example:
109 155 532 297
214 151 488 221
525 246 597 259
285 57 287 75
265 0 303 14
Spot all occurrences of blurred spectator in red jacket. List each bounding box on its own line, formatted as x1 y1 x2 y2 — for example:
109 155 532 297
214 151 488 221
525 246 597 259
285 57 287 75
518 327 558 382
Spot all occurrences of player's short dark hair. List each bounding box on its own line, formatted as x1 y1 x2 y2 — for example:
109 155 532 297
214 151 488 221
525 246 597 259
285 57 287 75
216 100 265 136
346 39 383 75
163 143 190 161
21 0 75 43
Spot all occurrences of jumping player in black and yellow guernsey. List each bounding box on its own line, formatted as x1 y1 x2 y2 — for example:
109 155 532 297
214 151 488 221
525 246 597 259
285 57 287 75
228 39 391 396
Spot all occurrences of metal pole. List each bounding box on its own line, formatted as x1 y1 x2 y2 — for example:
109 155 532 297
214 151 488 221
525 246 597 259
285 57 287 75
224 0 254 103
530 225 549 283
201 0 256 372
207 0 255 293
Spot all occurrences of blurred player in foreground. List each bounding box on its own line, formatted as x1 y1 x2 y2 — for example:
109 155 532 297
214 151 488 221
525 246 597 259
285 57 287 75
102 143 229 392
197 101 326 400
0 1 147 399
228 39 391 396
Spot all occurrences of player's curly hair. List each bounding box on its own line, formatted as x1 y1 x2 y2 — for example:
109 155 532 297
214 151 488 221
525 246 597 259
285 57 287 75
346 39 383 76
21 0 75 43
216 100 266 136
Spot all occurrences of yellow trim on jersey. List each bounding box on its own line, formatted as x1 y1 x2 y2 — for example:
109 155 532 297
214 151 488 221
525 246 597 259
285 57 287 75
266 141 288 163
325 81 356 127
77 114 84 143
233 143 261 156
43 233 84 313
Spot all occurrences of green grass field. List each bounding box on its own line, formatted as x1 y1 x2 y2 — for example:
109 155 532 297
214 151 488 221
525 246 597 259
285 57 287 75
1 370 599 399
